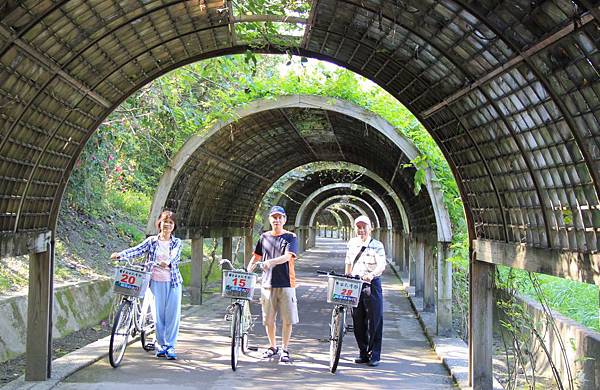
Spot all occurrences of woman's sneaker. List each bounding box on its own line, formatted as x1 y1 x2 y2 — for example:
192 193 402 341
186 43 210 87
280 349 291 363
165 346 177 360
155 345 166 358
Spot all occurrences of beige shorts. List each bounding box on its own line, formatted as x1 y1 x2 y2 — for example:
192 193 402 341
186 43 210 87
260 287 299 325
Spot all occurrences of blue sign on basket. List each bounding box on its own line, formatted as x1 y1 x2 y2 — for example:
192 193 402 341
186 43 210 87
332 294 357 304
115 281 139 291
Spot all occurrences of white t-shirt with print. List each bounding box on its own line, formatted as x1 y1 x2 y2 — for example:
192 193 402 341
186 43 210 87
345 236 386 278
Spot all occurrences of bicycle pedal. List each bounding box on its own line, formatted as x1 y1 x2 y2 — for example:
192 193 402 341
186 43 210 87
247 346 259 351
224 314 232 321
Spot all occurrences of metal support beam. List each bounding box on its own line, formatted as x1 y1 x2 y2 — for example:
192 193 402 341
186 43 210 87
420 12 595 118
0 25 111 109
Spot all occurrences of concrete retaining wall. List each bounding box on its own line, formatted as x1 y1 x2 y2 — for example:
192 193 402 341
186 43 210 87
495 290 600 389
0 278 112 362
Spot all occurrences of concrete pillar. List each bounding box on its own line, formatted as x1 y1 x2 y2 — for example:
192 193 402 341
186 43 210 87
409 236 416 287
395 231 404 269
26 242 52 380
297 227 305 253
423 239 435 312
191 237 204 305
379 229 387 256
222 236 233 261
437 241 452 336
470 258 494 388
414 239 425 297
244 230 253 267
403 233 410 277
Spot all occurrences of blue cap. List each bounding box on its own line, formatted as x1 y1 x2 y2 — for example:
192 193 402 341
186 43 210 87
269 205 286 216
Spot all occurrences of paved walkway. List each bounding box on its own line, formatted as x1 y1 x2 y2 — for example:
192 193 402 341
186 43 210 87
35 238 456 389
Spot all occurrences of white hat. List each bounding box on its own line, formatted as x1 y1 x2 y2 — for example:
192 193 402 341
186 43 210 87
354 215 371 226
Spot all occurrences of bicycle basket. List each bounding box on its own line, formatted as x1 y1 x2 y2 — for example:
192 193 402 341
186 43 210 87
113 267 151 298
222 270 257 301
327 275 363 307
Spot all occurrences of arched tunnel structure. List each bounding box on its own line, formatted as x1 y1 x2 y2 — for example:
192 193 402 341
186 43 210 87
1 1 599 387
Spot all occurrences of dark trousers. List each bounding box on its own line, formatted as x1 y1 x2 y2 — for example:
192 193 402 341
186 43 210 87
351 277 383 361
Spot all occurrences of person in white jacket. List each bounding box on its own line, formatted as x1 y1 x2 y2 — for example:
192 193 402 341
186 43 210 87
344 215 386 367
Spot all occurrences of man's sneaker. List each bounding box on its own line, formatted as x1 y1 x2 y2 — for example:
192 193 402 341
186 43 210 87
354 356 369 364
155 345 166 358
262 346 279 358
279 349 291 363
368 358 380 367
165 346 177 360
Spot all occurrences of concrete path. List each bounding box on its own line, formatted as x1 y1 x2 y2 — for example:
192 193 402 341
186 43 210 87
52 237 456 390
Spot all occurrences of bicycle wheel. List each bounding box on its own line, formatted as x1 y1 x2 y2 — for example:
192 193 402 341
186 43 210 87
230 302 242 371
329 306 345 373
109 299 134 368
241 302 251 354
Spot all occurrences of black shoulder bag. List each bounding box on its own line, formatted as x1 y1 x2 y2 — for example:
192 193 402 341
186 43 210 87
352 238 373 270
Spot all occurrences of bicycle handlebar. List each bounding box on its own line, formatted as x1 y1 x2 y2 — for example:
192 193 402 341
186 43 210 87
316 269 371 285
220 258 263 273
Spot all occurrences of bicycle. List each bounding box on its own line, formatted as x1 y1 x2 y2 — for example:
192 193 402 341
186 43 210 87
220 259 260 371
109 260 156 368
317 270 365 373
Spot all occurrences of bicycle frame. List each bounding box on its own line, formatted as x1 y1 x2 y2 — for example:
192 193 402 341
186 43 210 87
317 270 365 373
220 259 258 371
109 261 155 368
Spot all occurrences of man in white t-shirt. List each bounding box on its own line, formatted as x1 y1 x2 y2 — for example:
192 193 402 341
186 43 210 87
344 215 386 367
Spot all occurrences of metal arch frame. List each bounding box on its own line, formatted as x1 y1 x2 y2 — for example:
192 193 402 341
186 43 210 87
319 208 344 228
327 204 355 227
146 95 450 241
309 197 374 228
296 184 390 228
270 162 411 233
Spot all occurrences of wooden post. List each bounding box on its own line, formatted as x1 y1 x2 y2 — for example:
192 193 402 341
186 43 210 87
26 241 52 380
244 230 253 267
437 241 452 336
190 237 204 305
222 236 233 261
470 258 494 388
423 238 435 312
415 239 425 298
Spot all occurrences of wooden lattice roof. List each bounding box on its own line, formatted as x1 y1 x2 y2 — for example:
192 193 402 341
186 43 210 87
159 106 433 238
0 1 599 269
